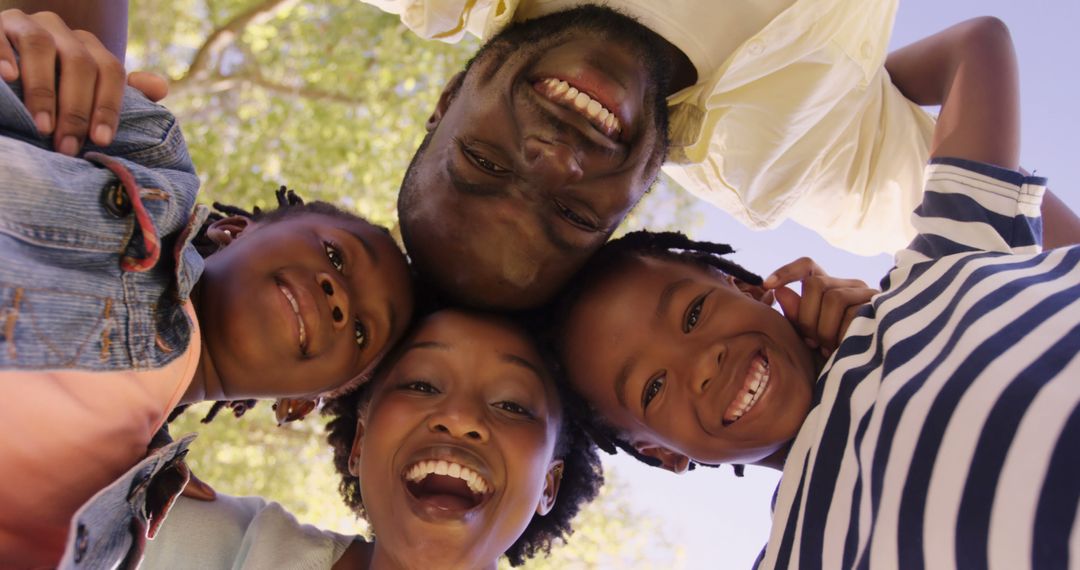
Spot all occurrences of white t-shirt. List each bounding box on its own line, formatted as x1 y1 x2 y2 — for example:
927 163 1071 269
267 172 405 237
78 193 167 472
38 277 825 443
142 495 356 569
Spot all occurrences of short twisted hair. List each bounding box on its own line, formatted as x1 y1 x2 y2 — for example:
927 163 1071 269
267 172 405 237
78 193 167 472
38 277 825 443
547 230 760 476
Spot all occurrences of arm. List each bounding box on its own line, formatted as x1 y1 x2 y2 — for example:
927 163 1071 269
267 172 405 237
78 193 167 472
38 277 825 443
886 17 1080 247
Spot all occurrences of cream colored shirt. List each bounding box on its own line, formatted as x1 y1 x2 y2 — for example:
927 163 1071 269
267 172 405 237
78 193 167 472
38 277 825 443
361 0 936 255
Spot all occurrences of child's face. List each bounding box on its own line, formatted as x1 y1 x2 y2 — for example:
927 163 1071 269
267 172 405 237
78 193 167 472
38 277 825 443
350 310 563 569
561 255 817 470
197 212 413 399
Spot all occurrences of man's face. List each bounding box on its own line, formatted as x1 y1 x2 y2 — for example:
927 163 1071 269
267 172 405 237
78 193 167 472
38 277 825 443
197 213 413 400
560 255 818 471
351 311 563 568
400 8 671 309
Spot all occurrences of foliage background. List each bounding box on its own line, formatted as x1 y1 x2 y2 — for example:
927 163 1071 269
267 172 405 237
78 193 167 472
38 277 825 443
137 0 694 566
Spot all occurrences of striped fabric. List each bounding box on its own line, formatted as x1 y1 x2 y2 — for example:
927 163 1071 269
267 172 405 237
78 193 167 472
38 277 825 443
757 158 1080 570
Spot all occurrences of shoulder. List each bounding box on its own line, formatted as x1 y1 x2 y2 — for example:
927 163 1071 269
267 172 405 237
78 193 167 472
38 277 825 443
143 494 358 568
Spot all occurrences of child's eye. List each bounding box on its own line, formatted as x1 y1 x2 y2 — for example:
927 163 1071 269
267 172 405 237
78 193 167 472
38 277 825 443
642 373 665 411
324 242 345 272
683 295 706 333
495 401 533 418
354 319 367 349
403 380 438 394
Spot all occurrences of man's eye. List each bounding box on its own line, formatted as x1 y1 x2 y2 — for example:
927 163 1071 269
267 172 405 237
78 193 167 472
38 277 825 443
684 296 706 333
354 319 367 348
466 149 508 174
324 242 345 272
496 401 533 418
642 374 665 410
555 200 598 232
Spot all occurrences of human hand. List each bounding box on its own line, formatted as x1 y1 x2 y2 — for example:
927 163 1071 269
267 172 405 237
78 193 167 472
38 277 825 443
0 8 127 154
762 257 878 355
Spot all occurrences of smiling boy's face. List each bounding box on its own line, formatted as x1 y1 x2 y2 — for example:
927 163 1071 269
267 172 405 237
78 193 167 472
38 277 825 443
196 211 413 400
349 310 563 569
560 255 818 471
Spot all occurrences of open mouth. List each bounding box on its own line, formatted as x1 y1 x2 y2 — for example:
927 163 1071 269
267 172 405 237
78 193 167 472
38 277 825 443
403 459 493 513
533 77 622 140
722 352 771 426
277 282 308 353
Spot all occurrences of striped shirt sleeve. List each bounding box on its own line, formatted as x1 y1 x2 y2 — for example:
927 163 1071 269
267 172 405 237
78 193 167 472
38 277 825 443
897 157 1046 268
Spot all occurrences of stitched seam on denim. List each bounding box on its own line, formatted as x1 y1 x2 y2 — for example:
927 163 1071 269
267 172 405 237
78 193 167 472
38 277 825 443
0 219 134 252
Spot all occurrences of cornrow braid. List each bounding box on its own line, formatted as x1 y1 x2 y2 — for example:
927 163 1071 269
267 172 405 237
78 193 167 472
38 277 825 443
173 185 386 425
547 229 761 476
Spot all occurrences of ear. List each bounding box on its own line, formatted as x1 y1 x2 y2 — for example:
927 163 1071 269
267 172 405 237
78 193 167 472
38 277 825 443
635 443 691 474
347 417 366 477
535 459 564 516
426 71 465 131
206 215 252 248
728 275 772 306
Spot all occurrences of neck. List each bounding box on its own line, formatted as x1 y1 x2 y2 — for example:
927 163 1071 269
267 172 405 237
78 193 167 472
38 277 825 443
366 542 497 570
659 38 697 94
182 281 226 405
754 441 794 472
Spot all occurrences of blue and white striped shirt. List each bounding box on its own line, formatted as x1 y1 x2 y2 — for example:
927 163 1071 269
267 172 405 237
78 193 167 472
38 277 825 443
758 158 1080 570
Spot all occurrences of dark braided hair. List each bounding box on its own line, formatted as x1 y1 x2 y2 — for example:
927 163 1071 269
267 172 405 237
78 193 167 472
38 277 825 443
547 230 763 476
170 185 392 424
324 312 604 566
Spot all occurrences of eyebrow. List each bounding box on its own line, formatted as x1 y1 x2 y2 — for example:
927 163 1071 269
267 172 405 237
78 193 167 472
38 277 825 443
614 355 639 410
345 226 379 265
656 278 692 322
499 353 546 384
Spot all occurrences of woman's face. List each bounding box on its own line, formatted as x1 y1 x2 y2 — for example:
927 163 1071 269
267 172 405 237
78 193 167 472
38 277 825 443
349 310 564 569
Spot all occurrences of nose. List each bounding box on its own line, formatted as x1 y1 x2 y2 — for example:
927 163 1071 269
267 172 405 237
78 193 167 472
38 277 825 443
316 272 350 331
523 136 584 189
427 396 489 443
690 343 726 396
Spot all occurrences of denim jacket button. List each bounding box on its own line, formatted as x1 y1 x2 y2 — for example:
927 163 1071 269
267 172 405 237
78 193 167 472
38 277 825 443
101 182 132 217
74 522 89 563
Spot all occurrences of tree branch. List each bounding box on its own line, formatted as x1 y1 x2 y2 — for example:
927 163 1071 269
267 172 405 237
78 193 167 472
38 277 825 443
173 0 298 88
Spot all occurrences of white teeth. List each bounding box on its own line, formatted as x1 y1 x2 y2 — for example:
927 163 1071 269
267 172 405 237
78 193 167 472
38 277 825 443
586 99 602 117
279 285 305 348
573 92 590 110
537 77 621 136
405 460 491 496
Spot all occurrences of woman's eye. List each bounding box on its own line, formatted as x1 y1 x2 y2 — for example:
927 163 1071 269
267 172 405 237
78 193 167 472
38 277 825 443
324 242 345 272
555 200 598 232
404 380 437 394
496 401 533 418
684 297 705 333
466 149 508 174
642 374 665 410
354 319 367 348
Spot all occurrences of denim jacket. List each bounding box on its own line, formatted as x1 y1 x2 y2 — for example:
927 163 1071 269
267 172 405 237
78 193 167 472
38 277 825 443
0 79 206 370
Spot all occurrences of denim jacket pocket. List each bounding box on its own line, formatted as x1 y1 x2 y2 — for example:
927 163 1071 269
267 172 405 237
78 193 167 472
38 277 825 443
0 282 120 369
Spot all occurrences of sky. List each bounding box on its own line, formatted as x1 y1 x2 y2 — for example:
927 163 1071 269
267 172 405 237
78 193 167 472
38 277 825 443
607 1 1080 568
